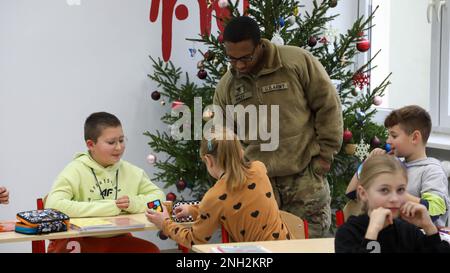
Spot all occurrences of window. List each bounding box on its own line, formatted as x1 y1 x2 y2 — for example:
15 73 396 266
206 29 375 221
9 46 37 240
364 0 450 132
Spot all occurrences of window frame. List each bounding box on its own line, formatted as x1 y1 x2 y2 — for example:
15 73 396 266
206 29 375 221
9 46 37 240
432 0 450 133
363 0 450 134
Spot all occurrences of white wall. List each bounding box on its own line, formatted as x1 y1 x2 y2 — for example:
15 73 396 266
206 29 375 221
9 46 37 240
371 0 431 110
0 0 357 252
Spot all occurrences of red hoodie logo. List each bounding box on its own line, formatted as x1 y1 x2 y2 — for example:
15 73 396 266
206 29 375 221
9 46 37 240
149 0 249 61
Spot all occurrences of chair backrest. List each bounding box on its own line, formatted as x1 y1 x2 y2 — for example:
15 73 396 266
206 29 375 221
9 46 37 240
279 210 306 239
342 199 363 222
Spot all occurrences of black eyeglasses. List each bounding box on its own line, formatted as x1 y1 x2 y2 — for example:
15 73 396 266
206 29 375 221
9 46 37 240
225 45 258 63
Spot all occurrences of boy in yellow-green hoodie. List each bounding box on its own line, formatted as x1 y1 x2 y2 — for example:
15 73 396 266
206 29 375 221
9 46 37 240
45 112 165 252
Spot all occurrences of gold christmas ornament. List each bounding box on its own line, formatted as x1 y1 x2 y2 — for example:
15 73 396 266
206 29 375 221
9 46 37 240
345 144 357 155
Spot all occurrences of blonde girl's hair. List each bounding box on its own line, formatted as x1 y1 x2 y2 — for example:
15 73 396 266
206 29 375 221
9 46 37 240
358 154 407 212
200 128 251 191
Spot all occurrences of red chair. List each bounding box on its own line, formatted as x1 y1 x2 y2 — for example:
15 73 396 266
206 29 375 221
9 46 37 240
221 225 229 243
280 210 308 239
31 198 46 253
335 210 345 228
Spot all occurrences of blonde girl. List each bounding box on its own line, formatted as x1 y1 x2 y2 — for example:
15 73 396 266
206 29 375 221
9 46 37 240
146 128 289 248
335 154 450 253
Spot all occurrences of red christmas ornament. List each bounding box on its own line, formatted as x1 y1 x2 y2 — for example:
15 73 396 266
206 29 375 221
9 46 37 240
197 69 208 80
166 192 177 202
171 100 184 109
308 36 317 47
356 38 371 52
329 0 338 7
176 178 187 191
151 91 161 101
203 50 215 61
343 129 353 143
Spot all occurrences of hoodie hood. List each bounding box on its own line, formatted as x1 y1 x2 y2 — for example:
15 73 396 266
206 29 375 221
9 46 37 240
74 152 121 173
405 157 444 169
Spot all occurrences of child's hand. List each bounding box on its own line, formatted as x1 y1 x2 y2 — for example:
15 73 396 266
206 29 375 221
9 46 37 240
366 207 393 240
0 187 9 205
368 148 386 158
400 201 438 235
115 195 129 210
145 204 170 230
174 204 190 219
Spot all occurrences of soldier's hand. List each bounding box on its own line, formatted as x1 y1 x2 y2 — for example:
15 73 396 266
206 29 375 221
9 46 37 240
316 157 331 173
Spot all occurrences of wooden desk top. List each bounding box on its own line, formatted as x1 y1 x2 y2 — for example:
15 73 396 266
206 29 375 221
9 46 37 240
0 213 188 244
192 238 335 253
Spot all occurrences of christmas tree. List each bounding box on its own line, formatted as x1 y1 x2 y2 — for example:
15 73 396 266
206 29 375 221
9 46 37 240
145 0 391 221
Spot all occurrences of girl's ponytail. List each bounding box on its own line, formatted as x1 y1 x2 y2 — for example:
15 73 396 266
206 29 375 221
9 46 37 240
200 128 251 190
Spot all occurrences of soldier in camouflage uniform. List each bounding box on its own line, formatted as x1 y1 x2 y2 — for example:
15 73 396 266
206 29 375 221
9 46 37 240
213 17 343 238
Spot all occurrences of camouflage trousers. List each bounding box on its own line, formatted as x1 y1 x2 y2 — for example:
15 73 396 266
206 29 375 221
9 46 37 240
270 159 331 238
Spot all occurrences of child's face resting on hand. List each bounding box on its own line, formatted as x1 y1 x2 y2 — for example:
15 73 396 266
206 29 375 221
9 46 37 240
359 172 407 218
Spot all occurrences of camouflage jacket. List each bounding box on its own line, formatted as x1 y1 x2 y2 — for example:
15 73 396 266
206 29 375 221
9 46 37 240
213 39 343 178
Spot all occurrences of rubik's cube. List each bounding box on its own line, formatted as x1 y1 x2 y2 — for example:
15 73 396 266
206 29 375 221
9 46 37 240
147 199 163 212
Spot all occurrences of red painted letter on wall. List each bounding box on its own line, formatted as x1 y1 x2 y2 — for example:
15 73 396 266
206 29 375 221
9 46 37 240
150 0 249 62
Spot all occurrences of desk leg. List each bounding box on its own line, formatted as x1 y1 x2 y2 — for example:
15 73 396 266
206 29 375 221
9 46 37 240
32 240 46 253
178 244 189 253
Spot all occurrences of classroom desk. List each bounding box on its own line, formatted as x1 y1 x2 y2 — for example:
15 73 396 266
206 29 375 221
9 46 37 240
0 213 190 244
192 238 335 253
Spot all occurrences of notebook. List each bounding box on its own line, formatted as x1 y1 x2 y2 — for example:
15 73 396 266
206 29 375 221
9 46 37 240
212 245 271 253
70 217 145 233
0 220 17 232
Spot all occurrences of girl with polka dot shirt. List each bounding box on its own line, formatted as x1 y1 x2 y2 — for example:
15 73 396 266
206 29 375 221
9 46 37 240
146 128 289 248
